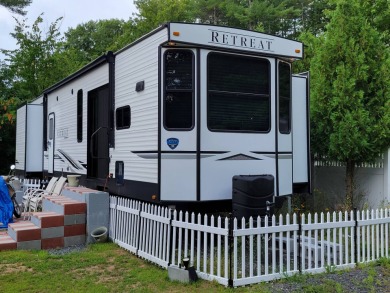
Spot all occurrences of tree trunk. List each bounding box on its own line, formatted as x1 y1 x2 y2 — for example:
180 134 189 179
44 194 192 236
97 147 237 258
345 159 355 211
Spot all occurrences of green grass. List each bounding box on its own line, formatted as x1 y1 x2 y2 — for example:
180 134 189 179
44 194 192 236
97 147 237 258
0 243 389 293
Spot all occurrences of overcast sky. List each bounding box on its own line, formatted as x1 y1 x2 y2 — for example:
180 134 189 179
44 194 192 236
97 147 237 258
0 0 137 60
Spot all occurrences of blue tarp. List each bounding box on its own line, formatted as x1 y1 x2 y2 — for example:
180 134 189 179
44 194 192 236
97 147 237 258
0 177 13 228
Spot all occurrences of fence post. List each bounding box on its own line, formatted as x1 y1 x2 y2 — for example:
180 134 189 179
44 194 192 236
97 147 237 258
136 201 143 256
354 207 358 267
298 209 302 273
113 196 118 242
167 207 174 266
228 212 233 288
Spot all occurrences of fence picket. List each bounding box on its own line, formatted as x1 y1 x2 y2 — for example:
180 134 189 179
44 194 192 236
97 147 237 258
264 215 269 276
279 214 283 274
217 216 221 277
203 214 208 273
191 213 195 267
376 209 380 259
293 213 298 272
224 217 229 279
178 211 183 266
210 215 215 276
257 216 261 275
197 213 201 271
171 210 177 265
386 209 389 258
233 218 238 280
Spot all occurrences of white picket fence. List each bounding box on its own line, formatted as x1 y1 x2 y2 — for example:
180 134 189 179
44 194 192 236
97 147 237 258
21 178 41 192
109 196 390 287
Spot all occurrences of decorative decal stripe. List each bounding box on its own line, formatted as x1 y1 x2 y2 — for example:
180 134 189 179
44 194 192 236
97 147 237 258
57 149 83 170
218 154 262 161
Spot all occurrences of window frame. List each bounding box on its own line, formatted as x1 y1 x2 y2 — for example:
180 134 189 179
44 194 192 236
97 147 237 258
49 117 54 140
77 89 83 142
163 49 195 131
278 61 292 134
207 52 271 133
115 105 131 130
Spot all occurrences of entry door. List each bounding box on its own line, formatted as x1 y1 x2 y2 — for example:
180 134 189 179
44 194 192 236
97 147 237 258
87 85 110 179
48 113 55 174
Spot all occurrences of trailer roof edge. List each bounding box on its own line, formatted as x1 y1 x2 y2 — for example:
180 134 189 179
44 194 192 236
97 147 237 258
43 51 114 95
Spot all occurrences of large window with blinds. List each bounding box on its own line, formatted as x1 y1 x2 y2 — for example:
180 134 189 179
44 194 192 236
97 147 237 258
164 50 194 130
278 61 291 134
207 53 270 132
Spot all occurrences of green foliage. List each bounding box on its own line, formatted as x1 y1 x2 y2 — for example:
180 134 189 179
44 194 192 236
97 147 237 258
310 0 390 208
134 0 195 35
1 14 67 101
360 0 390 45
311 0 390 163
63 19 135 65
0 0 32 15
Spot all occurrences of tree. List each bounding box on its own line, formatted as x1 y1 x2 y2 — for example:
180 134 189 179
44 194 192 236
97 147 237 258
134 0 195 35
0 0 32 15
310 0 390 210
1 14 66 101
64 19 134 66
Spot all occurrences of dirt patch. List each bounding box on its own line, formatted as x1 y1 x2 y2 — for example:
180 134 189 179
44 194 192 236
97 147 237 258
3 263 33 274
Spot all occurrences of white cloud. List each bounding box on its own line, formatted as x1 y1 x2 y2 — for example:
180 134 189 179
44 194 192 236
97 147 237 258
0 0 137 59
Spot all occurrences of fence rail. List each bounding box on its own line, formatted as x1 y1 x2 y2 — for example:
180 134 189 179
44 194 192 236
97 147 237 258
109 196 390 287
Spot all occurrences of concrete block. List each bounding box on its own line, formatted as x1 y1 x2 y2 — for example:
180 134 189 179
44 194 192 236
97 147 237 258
64 224 86 237
42 198 86 215
41 226 64 239
17 240 41 250
64 235 86 247
0 236 17 251
8 222 40 242
41 237 64 249
168 266 198 283
31 212 64 228
64 214 86 226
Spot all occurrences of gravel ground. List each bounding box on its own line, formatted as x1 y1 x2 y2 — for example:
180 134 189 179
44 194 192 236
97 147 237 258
268 265 390 293
47 244 87 256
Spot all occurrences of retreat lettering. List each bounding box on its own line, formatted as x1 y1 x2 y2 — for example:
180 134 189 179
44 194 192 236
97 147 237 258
210 30 273 51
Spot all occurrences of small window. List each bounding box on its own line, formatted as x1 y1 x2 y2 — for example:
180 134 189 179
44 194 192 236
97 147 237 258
278 62 291 134
116 106 131 129
115 161 124 185
77 90 83 142
164 50 194 130
49 118 54 140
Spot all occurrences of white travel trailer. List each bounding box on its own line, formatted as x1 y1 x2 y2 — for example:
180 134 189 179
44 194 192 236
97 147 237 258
18 23 311 213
